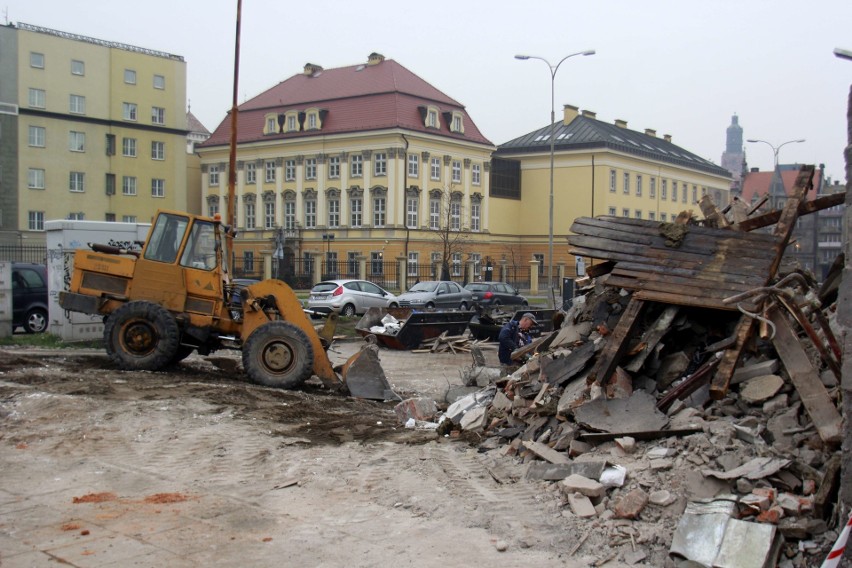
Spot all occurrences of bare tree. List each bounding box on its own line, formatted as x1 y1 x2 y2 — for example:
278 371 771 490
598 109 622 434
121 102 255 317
427 184 472 280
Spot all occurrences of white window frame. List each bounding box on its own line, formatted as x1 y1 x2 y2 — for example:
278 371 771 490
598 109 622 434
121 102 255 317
305 158 317 180
328 156 340 178
407 154 419 177
351 155 363 177
245 162 256 183
69 94 85 114
285 160 296 181
672 182 678 202
609 169 616 192
650 177 656 198
265 201 276 229
661 179 668 200
151 106 165 125
406 196 418 228
151 141 165 161
71 59 84 75
408 252 419 276
451 160 461 183
30 52 44 69
328 198 340 228
122 137 136 157
124 69 136 84
636 175 643 197
122 176 137 196
350 197 362 227
28 168 45 189
265 161 276 183
451 253 462 276
623 172 630 195
123 102 137 121
472 164 481 185
28 88 45 108
431 157 441 180
450 200 461 230
430 197 440 229
151 178 165 198
373 196 386 227
153 74 165 89
245 202 256 228
29 211 45 231
69 172 86 192
471 201 481 232
209 165 220 186
304 199 317 229
122 215 137 223
28 126 46 147
374 153 387 176
69 131 86 152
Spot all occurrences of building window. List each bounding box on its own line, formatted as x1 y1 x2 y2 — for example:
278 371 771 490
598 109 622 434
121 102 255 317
374 153 387 176
29 211 45 231
124 69 136 84
265 201 275 229
245 162 256 183
427 110 438 128
351 155 363 177
151 107 165 125
452 253 462 276
450 200 461 230
406 196 418 228
347 252 358 276
71 59 84 75
636 175 643 197
608 206 616 216
106 173 116 195
305 158 317 180
307 113 317 129
472 164 481 185
623 172 630 194
430 196 440 229
328 156 340 178
408 154 419 177
30 52 44 69
373 196 386 227
672 182 678 202
284 160 295 181
287 115 297 131
661 179 668 199
608 169 616 192
28 126 46 147
123 102 137 121
69 94 85 114
371 252 384 275
350 197 362 227
151 178 165 198
28 88 45 108
692 185 697 203
28 168 45 189
153 74 165 89
151 141 165 160
408 252 419 276
66 212 85 221
106 134 116 156
471 201 481 232
266 116 276 134
122 137 136 157
452 160 461 183
650 177 656 198
328 197 340 228
452 115 463 132
305 198 317 229
245 202 255 228
69 172 85 192
648 211 656 221
622 208 630 217
661 212 668 222
243 251 254 272
122 176 137 196
634 209 642 219
105 213 116 222
69 131 86 152
122 215 137 223
209 165 220 186
284 199 295 230
431 157 441 180
265 161 276 183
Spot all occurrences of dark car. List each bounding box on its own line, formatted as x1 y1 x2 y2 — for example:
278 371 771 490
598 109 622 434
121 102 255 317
12 263 49 333
397 280 473 310
464 281 528 308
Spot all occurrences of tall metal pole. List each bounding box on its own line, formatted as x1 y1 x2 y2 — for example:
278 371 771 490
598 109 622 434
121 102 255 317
746 138 805 170
515 50 594 306
225 0 242 274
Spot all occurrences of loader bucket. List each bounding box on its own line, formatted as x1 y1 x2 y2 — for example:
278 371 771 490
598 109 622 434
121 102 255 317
340 345 399 401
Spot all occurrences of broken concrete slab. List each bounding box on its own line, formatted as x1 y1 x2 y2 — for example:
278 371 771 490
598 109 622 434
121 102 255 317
521 440 570 464
731 358 780 385
573 390 669 434
649 489 676 507
560 474 606 498
445 386 495 424
524 461 606 482
567 492 597 518
739 374 785 404
656 351 691 390
342 345 400 400
394 397 438 423
702 457 791 481
460 406 488 431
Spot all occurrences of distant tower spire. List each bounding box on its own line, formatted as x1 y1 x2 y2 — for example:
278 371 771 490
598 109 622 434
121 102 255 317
721 114 745 187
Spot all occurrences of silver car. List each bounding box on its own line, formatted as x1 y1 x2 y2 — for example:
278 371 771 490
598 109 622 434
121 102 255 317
307 279 399 317
397 280 473 310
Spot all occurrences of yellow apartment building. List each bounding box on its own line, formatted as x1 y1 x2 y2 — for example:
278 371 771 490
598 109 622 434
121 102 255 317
0 22 188 244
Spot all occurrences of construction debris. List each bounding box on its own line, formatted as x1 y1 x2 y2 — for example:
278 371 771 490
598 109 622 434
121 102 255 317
402 166 845 567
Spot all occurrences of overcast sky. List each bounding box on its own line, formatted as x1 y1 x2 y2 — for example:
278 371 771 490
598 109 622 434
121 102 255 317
7 0 852 182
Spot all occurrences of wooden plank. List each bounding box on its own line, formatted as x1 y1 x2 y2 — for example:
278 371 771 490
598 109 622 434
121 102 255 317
612 267 766 294
614 260 769 284
588 298 645 385
769 307 841 444
521 441 570 465
710 316 754 398
769 166 815 276
630 289 743 311
573 216 779 244
625 305 679 372
734 191 844 232
699 194 731 228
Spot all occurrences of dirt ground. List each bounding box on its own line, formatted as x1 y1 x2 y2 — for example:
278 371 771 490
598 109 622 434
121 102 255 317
0 341 621 567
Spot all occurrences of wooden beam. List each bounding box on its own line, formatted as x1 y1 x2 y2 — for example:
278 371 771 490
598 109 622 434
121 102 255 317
734 191 844 232
710 315 755 399
588 298 645 386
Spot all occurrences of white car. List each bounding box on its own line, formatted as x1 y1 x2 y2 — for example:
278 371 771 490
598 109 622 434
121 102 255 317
307 279 399 317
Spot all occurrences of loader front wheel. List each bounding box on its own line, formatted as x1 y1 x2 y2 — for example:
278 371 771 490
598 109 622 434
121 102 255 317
104 301 180 371
242 321 314 389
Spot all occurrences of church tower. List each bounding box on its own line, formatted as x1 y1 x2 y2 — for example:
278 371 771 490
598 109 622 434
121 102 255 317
720 114 745 189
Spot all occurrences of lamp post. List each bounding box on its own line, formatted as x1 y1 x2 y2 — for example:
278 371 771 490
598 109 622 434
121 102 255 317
322 233 334 277
515 49 595 305
746 138 806 169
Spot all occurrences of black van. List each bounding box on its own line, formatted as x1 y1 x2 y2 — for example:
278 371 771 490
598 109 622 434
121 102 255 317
12 263 48 333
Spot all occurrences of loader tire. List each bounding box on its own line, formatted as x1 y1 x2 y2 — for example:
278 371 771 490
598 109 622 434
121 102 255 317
104 301 180 371
242 321 314 389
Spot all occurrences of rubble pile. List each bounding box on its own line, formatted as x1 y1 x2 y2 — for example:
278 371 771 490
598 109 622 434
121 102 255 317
394 166 847 566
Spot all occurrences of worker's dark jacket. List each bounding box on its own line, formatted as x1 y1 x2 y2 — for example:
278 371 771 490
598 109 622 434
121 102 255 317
498 320 527 365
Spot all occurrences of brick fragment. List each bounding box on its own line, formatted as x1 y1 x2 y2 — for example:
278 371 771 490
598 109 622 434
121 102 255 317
613 488 649 519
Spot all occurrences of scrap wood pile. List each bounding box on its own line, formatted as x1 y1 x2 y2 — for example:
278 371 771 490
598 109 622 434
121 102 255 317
395 166 848 566
412 332 495 354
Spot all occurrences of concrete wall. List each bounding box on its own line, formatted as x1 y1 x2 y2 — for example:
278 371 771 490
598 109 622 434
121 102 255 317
45 219 150 341
0 262 11 338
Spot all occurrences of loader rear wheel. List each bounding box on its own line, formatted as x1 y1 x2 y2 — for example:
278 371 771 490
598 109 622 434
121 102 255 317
104 301 180 371
242 321 314 389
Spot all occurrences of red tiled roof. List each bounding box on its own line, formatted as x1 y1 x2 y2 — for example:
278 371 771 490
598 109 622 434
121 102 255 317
201 59 491 147
739 168 822 204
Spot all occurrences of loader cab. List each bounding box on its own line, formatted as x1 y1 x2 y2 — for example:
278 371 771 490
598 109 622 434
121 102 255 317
144 212 219 271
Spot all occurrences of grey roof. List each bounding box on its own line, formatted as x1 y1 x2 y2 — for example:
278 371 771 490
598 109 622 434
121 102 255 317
186 111 211 135
495 115 731 178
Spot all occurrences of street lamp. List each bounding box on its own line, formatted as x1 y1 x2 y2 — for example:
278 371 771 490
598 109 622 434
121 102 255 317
515 49 595 304
322 233 334 276
746 138 805 169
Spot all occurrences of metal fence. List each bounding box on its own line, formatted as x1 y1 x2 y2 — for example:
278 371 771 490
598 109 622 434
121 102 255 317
0 245 48 264
231 255 266 280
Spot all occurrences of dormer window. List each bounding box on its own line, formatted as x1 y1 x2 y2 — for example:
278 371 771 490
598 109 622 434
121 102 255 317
424 105 440 129
287 114 298 132
450 112 465 134
264 114 278 135
303 107 324 131
308 113 317 129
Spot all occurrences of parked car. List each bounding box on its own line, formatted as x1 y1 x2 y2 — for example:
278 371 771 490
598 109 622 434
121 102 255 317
397 280 473 310
308 279 398 317
12 263 49 333
464 281 528 308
